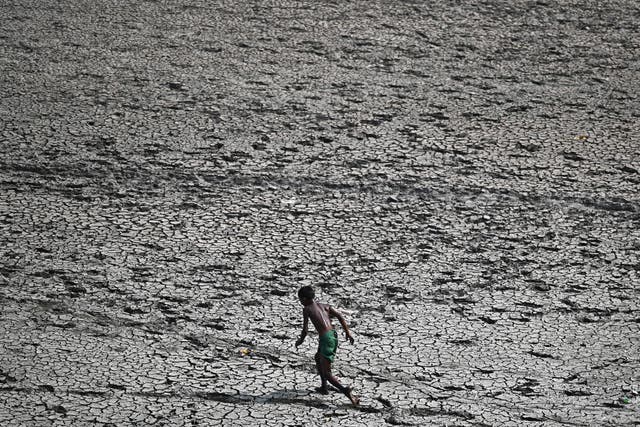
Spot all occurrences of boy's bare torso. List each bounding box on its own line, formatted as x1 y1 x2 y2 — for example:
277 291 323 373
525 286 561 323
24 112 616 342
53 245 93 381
304 302 333 336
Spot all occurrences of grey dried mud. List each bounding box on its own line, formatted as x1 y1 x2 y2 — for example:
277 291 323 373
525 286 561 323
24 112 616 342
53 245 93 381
1 0 639 426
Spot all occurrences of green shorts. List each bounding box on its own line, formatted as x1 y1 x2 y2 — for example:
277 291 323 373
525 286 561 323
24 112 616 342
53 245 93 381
318 330 338 362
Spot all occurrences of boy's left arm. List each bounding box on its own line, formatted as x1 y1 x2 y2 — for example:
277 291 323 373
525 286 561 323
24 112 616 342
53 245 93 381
329 306 354 344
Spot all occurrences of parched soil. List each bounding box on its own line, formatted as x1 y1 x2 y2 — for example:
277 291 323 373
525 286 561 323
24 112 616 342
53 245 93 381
1 0 639 425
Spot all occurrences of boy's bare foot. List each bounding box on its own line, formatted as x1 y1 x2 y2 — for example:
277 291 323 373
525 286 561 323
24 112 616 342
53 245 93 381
314 386 329 395
345 387 360 405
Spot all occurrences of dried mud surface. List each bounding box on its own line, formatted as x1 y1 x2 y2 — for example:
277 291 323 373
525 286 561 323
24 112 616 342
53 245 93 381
1 0 639 425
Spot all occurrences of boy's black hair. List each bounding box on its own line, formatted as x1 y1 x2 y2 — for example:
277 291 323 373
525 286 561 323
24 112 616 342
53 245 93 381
298 285 315 300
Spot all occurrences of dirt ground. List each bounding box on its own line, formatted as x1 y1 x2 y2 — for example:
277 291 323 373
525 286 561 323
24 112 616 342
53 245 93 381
1 0 639 425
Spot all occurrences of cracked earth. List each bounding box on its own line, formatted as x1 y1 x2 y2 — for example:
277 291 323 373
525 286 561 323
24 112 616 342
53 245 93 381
1 0 639 425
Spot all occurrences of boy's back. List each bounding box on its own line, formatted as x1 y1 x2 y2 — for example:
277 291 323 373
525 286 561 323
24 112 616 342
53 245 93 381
303 301 333 336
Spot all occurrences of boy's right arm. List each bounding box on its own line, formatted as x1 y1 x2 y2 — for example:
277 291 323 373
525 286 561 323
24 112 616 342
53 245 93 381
329 306 354 344
295 310 308 347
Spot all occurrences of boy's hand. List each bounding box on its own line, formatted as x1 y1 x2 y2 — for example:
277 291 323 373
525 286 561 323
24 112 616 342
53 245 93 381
345 332 354 345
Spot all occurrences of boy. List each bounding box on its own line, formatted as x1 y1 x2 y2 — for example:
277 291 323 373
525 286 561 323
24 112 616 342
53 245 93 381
295 285 359 405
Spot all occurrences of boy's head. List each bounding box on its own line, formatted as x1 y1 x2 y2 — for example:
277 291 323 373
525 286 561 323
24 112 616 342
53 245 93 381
298 285 314 305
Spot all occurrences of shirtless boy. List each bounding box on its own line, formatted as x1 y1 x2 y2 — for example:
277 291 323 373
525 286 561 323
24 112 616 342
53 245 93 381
295 285 359 405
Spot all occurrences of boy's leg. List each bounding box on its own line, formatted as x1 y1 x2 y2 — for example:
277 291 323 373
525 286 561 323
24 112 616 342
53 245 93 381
314 352 328 393
318 356 359 405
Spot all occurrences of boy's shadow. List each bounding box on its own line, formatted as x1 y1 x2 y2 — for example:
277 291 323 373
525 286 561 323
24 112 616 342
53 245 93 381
219 389 376 413
256 388 310 402
230 389 330 409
